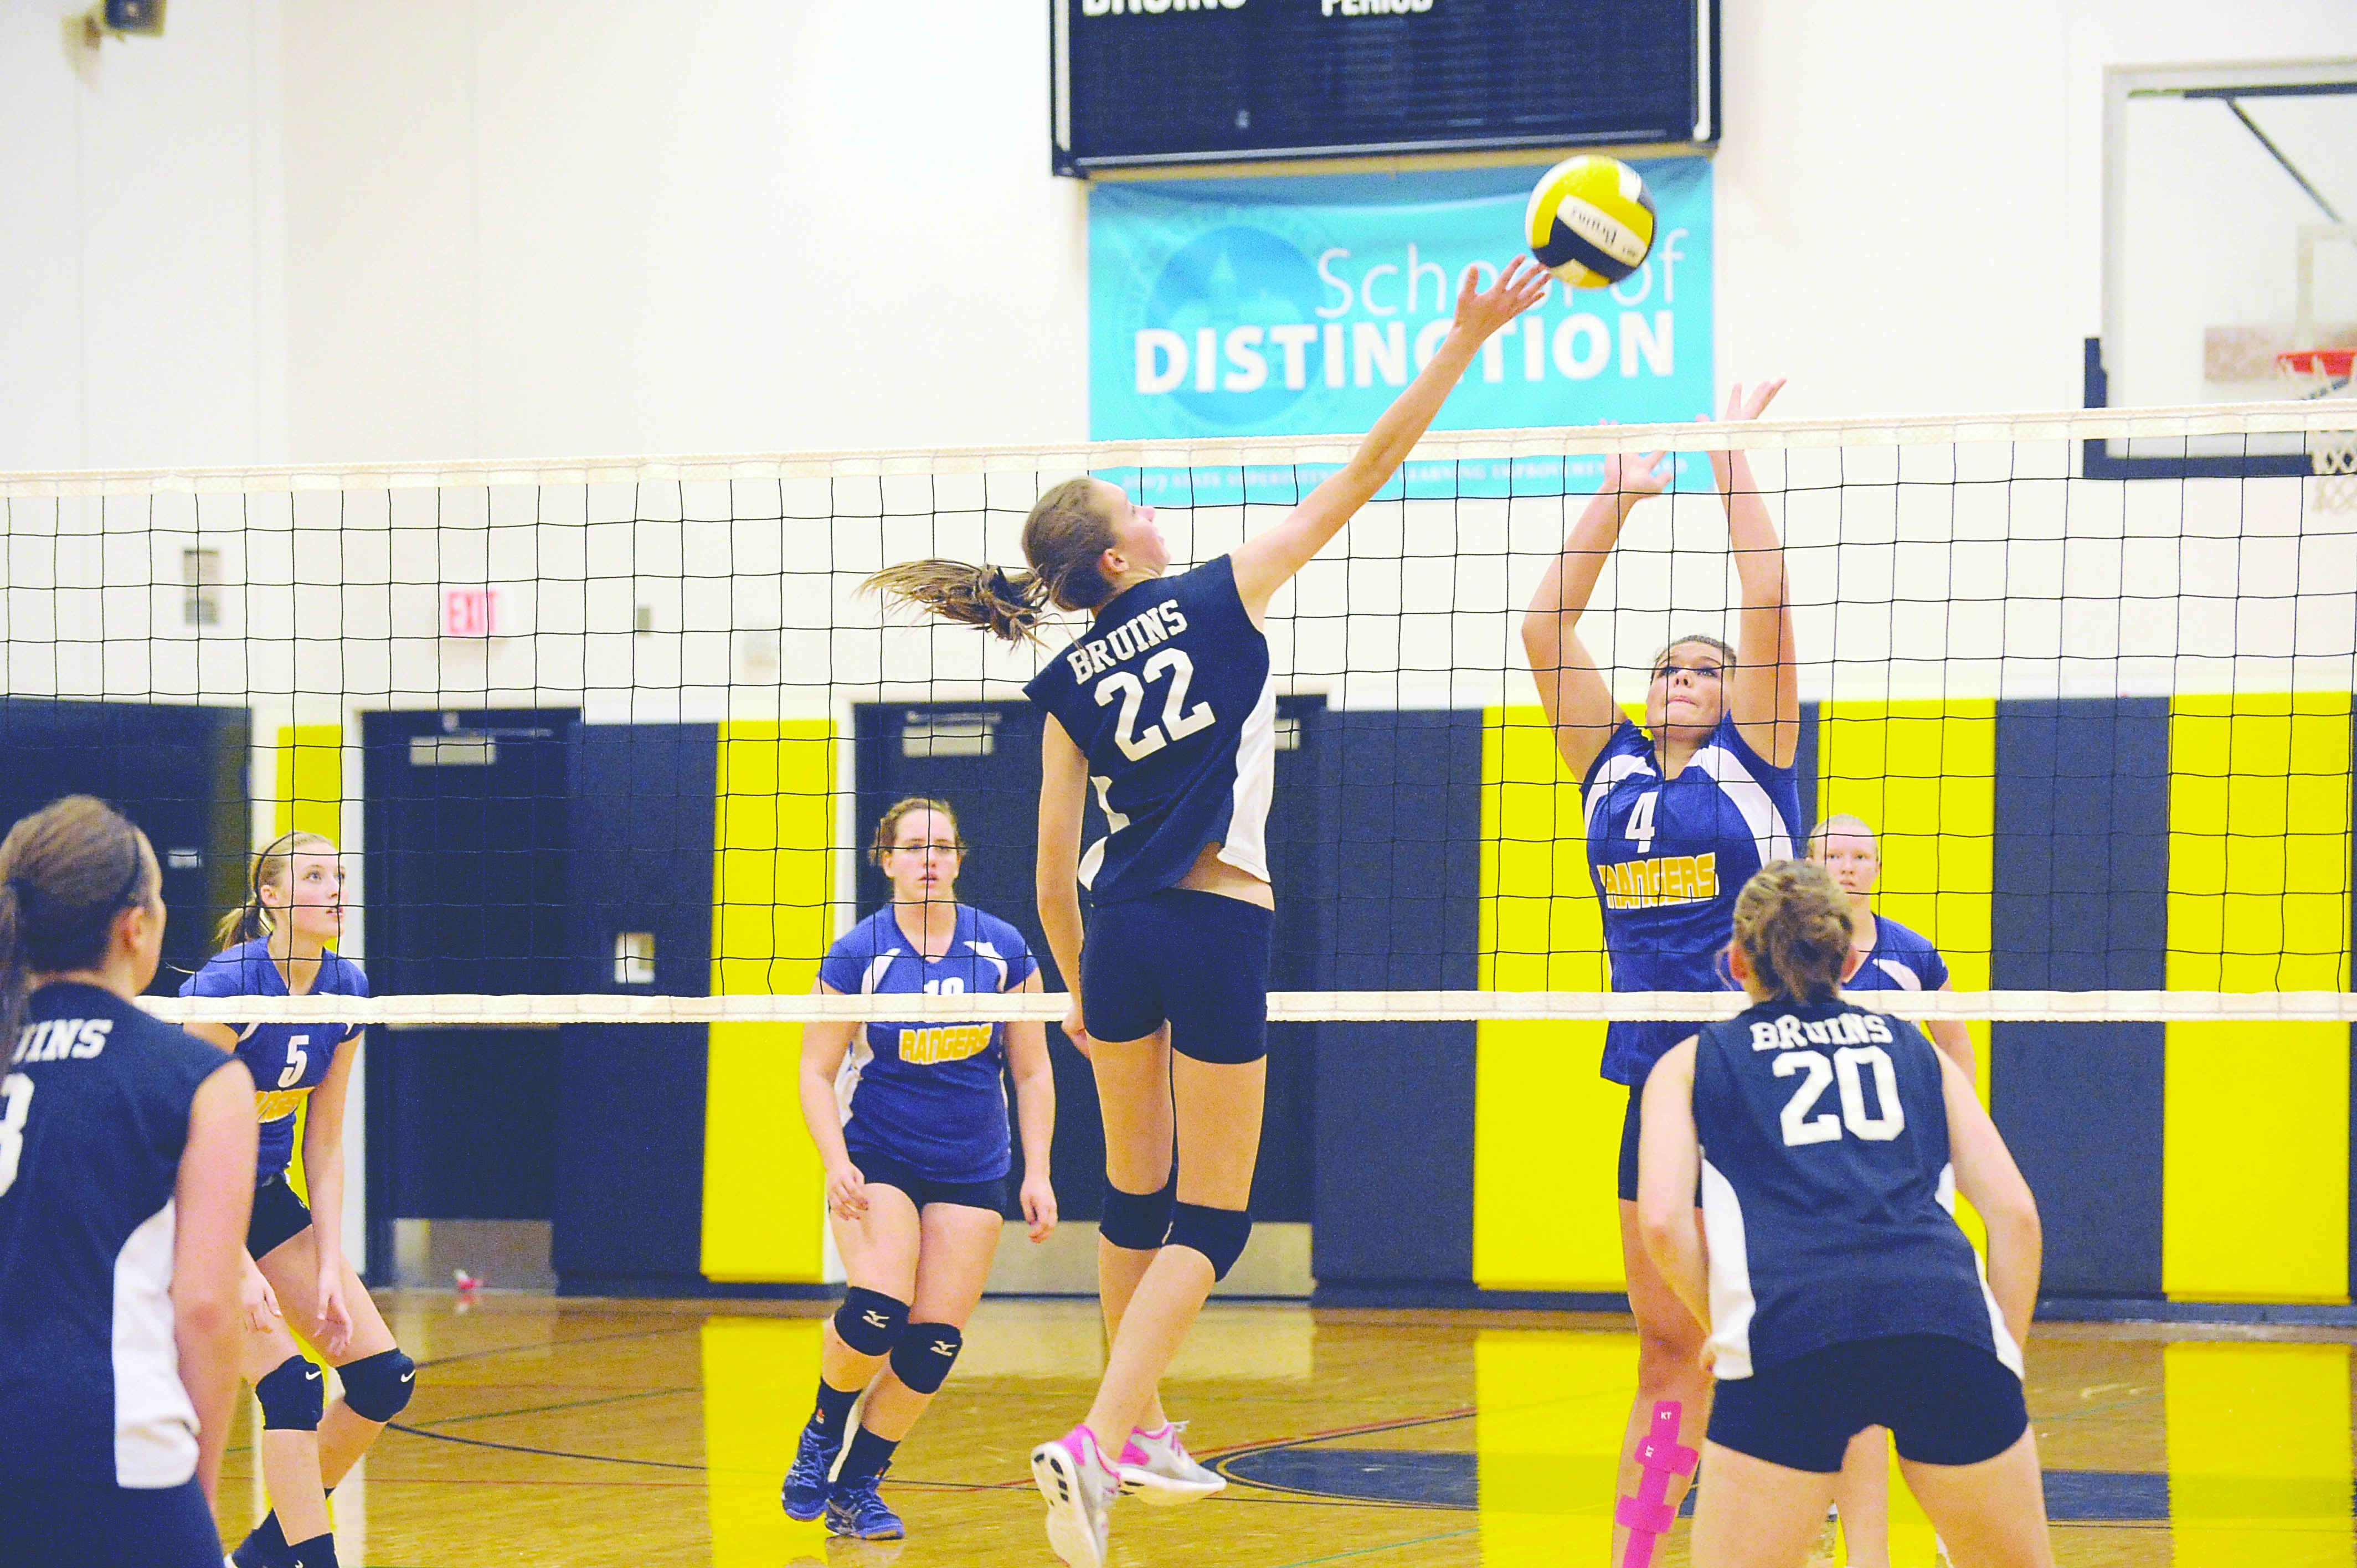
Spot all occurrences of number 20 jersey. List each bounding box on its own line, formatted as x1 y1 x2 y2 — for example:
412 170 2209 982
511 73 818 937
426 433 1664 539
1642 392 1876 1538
179 939 368 1186
1691 997 2019 1381
1024 555 1277 905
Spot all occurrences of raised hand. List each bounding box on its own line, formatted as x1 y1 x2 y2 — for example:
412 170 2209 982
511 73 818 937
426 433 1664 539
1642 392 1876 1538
1603 448 1675 503
1450 255 1553 344
1721 379 1786 423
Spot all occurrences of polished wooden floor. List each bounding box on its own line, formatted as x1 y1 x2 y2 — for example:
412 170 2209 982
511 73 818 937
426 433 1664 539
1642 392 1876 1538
217 1293 2357 1567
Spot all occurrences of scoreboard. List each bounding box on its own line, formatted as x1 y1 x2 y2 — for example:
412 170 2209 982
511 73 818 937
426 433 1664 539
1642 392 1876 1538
1052 0 1717 175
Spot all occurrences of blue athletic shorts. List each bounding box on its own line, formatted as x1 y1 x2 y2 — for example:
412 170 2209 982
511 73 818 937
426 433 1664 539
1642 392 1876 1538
849 1144 1008 1214
0 1477 220 1567
1708 1334 2029 1473
1082 886 1273 1065
249 1172 312 1259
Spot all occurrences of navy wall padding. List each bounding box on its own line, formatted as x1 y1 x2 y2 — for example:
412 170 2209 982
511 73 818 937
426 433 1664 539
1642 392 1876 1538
1989 698 2169 1298
553 724 717 1291
1310 711 1484 1290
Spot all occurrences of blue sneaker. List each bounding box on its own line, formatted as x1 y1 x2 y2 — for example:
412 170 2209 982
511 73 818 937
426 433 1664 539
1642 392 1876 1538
781 1419 843 1521
825 1472 907 1541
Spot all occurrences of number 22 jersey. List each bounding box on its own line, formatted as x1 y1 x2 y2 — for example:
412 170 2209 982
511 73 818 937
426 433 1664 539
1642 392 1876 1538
179 939 368 1186
1023 555 1278 904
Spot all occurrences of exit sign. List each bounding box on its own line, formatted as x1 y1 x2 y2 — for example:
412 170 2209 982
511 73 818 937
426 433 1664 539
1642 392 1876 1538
444 587 501 637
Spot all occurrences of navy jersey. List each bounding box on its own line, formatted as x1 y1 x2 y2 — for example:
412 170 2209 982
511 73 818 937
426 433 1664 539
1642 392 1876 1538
817 905 1038 1185
1584 714 1802 1084
1023 555 1278 904
1843 914 1952 994
0 983 238 1488
1690 996 2019 1381
179 941 367 1185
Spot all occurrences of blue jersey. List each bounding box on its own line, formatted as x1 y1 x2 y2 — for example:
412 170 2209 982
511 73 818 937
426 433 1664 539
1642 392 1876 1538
179 941 367 1185
817 905 1038 1185
1583 714 1802 1084
1691 996 2019 1381
1023 555 1278 904
0 983 237 1488
1843 914 1952 994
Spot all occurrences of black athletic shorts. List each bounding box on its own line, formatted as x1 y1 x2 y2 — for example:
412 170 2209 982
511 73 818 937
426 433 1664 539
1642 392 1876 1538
0 1477 219 1568
249 1172 313 1258
850 1146 1007 1214
1617 1082 1645 1203
1082 886 1273 1064
1708 1334 2029 1473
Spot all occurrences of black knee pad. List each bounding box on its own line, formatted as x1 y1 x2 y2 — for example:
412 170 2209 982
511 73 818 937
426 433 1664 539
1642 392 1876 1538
1167 1203 1252 1281
255 1354 324 1431
832 1287 909 1358
1099 1176 1174 1251
888 1323 965 1395
336 1348 416 1422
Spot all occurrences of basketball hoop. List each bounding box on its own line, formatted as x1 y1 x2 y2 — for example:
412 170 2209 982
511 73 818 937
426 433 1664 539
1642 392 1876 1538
2278 347 2357 511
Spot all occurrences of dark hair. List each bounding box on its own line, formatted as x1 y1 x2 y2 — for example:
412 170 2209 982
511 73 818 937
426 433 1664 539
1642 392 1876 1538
864 477 1120 643
214 830 337 952
1650 633 1738 677
1731 859 1854 1004
0 796 158 1040
869 797 964 869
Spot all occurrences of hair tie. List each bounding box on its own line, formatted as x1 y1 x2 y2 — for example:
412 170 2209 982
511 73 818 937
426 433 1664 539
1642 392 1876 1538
989 567 1018 600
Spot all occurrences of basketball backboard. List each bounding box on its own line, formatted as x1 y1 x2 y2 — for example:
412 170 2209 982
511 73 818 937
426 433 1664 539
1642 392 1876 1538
2099 61 2357 468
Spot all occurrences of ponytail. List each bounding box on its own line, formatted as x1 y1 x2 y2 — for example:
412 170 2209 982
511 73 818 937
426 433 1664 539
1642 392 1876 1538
1731 859 1854 1004
0 796 156 1043
864 476 1120 642
215 831 337 953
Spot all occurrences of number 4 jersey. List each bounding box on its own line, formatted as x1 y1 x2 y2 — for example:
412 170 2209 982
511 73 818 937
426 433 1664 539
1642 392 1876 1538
1023 555 1277 904
1690 996 2020 1382
179 939 367 1187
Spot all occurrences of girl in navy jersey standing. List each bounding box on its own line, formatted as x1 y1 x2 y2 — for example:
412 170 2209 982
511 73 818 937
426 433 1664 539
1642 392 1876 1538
781 797 1058 1541
872 259 1550 1568
181 832 414 1568
1636 860 2052 1568
0 796 257 1568
1520 380 1803 1556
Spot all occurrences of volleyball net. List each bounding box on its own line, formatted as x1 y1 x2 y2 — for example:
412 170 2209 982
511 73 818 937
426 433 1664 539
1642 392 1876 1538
2 399 2353 1030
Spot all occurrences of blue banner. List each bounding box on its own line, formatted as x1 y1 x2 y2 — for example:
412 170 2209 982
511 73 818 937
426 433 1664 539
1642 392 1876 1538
1087 161 1714 502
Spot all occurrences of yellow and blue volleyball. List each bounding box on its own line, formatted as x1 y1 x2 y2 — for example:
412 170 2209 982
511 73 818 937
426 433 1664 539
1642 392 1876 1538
1525 155 1657 289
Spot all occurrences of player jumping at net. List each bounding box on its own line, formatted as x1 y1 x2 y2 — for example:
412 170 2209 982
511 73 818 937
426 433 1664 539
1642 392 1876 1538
1636 859 2052 1568
870 256 1551 1568
181 832 414 1568
1520 378 1802 1561
783 796 1059 1541
0 796 258 1568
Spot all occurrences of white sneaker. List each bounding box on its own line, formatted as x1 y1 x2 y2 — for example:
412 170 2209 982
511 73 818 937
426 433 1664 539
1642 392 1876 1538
1030 1426 1118 1568
1119 1420 1226 1504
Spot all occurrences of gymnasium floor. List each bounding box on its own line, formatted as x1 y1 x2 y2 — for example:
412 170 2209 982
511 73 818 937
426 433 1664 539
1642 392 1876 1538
219 1293 2357 1567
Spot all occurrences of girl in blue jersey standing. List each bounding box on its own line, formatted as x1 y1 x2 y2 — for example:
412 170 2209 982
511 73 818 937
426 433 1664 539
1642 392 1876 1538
0 796 257 1568
1636 860 2052 1568
781 797 1058 1541
872 258 1551 1568
1520 378 1803 1557
181 832 414 1568
1812 813 1975 1073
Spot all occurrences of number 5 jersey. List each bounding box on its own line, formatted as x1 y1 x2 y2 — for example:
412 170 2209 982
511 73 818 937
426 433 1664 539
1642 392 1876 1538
179 939 368 1187
1023 555 1278 904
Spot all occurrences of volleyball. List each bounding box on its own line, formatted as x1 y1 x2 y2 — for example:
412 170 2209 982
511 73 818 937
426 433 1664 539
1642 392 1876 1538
1524 154 1658 288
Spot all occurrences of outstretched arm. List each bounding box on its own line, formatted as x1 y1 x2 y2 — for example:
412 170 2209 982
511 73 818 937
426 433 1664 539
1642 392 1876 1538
1231 259 1551 623
1521 448 1672 781
1709 380 1800 767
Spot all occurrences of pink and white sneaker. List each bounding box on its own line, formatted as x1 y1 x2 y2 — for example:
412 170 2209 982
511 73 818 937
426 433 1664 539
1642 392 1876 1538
1119 1420 1226 1504
1030 1425 1119 1567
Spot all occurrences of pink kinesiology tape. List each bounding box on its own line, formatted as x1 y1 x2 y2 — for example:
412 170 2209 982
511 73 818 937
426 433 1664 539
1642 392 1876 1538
1615 1400 1699 1568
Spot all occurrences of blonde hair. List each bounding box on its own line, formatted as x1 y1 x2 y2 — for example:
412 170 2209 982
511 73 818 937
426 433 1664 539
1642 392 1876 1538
868 797 964 869
864 477 1120 643
1808 812 1879 856
1650 633 1738 677
1731 859 1854 1004
214 830 337 951
0 796 157 1039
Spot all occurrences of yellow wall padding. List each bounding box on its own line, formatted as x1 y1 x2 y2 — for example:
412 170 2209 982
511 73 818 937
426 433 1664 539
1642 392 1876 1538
1476 1329 1638 1564
702 721 837 1283
1814 699 1996 1103
275 725 343 841
2164 1342 2354 1565
702 1316 827 1563
1476 708 1629 1292
2165 694 2352 1304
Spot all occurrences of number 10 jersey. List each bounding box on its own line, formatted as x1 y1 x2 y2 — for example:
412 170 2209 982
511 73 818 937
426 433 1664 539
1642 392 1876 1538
1025 555 1278 905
